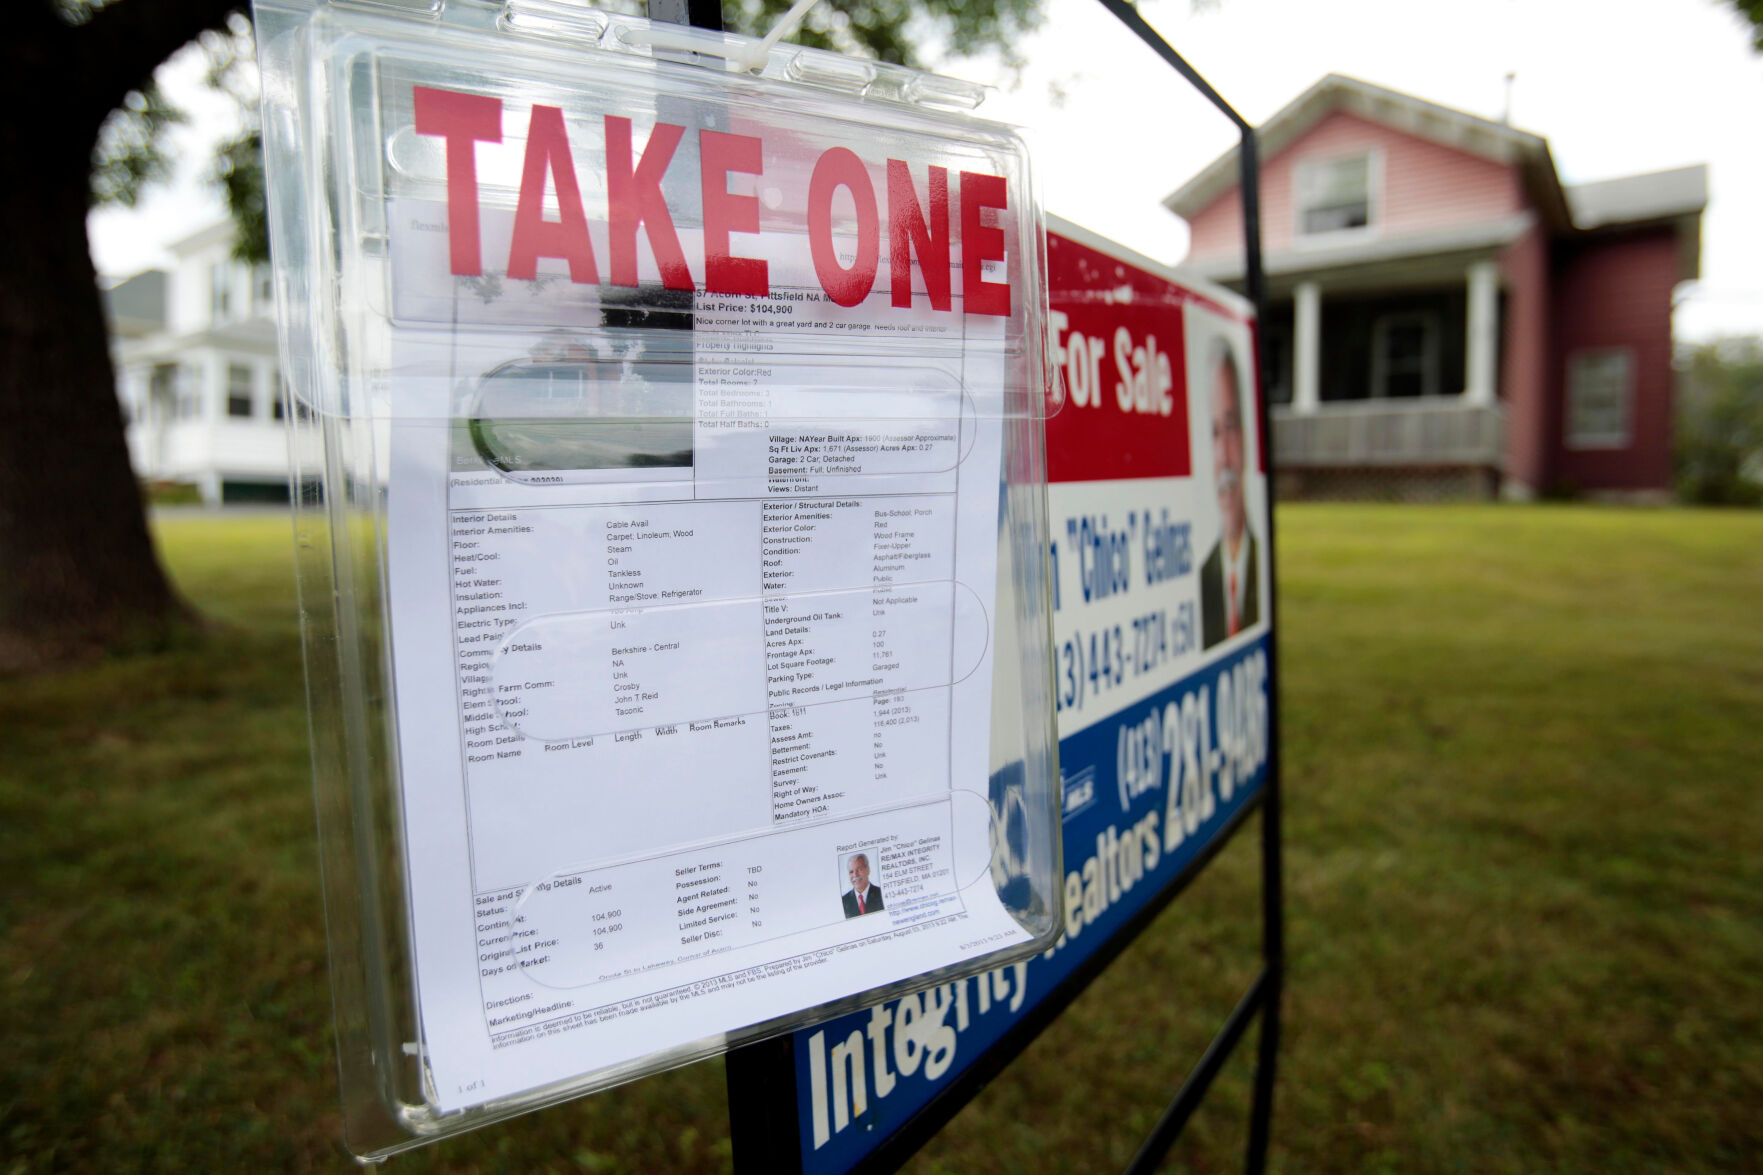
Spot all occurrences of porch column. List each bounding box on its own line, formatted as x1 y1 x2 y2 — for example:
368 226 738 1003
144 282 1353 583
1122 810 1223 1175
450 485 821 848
1293 280 1321 414
1464 260 1499 406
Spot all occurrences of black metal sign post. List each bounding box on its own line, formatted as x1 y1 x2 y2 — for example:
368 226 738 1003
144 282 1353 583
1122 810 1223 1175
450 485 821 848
1083 15 1283 1174
690 1 1283 1169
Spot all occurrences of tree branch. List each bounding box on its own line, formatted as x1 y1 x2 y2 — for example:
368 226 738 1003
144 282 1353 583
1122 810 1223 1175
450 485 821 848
74 0 244 132
23 0 70 35
14 1 73 67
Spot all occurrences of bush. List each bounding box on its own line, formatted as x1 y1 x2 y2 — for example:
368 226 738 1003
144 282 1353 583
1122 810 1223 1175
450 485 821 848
1676 337 1763 505
142 479 204 506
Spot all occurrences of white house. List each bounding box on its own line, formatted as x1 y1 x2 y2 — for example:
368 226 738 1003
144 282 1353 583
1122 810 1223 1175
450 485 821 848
108 220 318 505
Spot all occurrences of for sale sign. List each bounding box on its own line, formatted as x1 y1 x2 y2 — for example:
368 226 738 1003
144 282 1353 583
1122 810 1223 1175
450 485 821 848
776 216 1271 1172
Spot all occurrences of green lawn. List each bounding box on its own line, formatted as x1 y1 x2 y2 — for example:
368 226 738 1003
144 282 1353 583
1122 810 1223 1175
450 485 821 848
3 505 1760 1172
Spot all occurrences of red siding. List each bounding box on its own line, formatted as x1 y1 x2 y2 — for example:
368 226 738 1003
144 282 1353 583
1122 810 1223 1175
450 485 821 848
1186 110 1525 260
1548 229 1679 493
1501 225 1553 494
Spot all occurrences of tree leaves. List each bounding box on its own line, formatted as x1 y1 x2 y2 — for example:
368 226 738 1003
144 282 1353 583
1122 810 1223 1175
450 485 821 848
90 82 186 208
1677 337 1763 505
213 129 268 263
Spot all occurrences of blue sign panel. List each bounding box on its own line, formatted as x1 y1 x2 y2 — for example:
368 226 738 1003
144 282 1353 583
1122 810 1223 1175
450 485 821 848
795 635 1269 1169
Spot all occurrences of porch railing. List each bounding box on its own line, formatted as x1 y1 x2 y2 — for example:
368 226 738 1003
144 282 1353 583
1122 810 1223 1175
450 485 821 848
1271 399 1504 468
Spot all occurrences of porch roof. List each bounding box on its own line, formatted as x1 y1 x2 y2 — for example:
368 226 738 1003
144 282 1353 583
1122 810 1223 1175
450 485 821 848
1183 213 1533 296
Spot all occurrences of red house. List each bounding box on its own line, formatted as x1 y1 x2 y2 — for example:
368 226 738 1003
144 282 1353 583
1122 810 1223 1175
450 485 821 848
1166 74 1706 500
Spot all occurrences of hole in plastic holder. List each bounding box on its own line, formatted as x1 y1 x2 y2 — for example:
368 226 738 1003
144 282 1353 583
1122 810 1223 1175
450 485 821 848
786 49 877 92
903 75 986 112
500 0 609 42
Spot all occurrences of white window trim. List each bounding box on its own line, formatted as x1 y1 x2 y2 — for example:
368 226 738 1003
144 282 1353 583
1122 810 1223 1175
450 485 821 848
1293 148 1384 246
1370 311 1441 399
1565 347 1634 449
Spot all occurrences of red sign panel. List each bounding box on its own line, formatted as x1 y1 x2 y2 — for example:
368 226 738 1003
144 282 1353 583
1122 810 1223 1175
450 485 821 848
1045 234 1190 483
1044 232 1262 483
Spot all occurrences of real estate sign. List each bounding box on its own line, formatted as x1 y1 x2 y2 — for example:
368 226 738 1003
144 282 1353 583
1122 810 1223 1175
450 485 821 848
777 218 1272 1172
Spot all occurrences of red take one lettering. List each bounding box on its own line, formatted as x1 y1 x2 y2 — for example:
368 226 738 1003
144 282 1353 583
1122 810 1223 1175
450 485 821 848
506 104 599 284
412 86 503 277
888 160 950 311
411 87 1013 317
960 171 1010 318
605 116 693 290
808 147 880 308
700 130 768 297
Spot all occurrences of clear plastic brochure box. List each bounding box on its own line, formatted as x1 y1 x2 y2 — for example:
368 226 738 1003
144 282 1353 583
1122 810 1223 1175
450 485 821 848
256 0 1063 1157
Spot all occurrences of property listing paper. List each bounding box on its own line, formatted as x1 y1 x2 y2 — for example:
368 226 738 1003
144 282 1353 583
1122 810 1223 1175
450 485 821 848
381 197 1032 1111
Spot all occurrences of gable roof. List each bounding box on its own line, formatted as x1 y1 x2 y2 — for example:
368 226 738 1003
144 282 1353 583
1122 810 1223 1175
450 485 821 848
103 269 167 338
1164 73 1571 231
167 219 236 256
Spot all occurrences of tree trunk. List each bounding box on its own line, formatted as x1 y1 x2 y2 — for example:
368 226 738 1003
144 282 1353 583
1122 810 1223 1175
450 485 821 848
0 145 195 674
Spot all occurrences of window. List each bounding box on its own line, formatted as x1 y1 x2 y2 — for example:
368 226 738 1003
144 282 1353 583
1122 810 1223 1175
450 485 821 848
151 362 200 420
253 266 274 315
176 371 201 420
1296 153 1374 237
211 261 234 322
120 372 145 422
1566 349 1633 448
1372 313 1439 399
227 363 255 418
147 363 179 421
274 372 313 422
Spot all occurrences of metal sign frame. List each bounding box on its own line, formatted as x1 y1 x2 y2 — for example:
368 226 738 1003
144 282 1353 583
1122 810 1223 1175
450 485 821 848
1086 11 1282 1171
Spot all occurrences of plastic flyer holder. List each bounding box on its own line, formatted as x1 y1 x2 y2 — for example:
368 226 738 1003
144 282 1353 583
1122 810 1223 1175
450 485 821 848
256 0 1062 1158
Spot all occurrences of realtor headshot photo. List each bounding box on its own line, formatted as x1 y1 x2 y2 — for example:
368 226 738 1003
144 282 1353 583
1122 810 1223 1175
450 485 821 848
840 851 884 918
1198 334 1260 650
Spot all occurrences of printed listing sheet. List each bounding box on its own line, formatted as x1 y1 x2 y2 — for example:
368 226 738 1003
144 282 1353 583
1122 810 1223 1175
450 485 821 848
383 216 1031 1112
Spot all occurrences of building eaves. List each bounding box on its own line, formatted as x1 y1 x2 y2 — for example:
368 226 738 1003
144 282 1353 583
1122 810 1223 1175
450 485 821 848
1565 164 1708 231
1184 212 1534 286
102 269 167 335
1164 73 1560 222
112 318 280 361
166 219 236 256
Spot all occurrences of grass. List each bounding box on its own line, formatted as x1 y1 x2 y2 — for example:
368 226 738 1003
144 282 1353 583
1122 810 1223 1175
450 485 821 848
3 505 1761 1172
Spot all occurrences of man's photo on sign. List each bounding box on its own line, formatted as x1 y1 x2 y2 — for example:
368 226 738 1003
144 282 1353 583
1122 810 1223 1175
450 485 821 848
1198 337 1259 649
840 851 884 918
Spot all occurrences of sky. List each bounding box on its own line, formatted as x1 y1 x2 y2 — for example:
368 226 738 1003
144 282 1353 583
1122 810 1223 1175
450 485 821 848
88 0 1763 340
